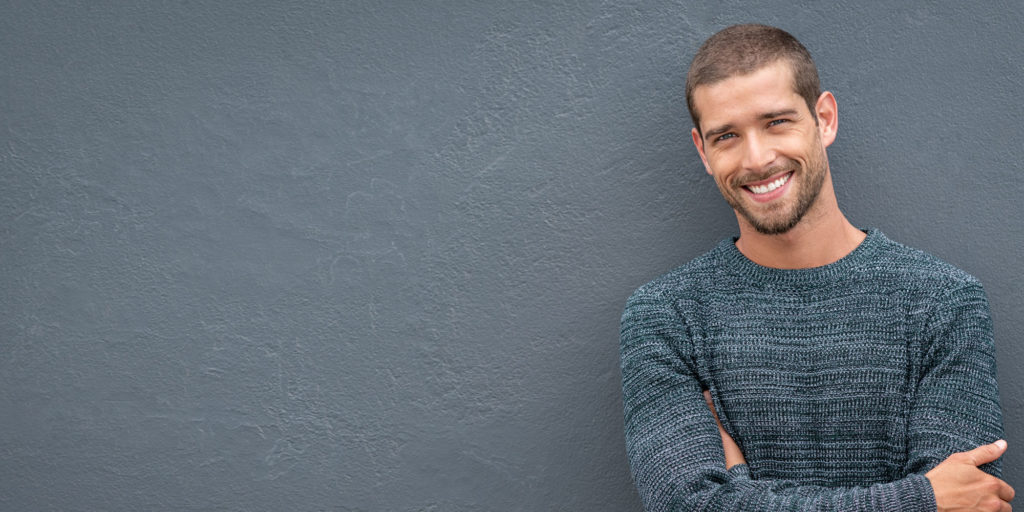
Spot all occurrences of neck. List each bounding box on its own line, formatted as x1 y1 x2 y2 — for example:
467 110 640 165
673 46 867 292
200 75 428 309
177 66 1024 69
734 174 866 269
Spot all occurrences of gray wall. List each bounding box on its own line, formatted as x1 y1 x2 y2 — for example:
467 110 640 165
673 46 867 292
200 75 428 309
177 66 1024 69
2 1 1021 510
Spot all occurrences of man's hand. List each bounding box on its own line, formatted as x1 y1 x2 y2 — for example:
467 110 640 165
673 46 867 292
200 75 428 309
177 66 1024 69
703 390 746 469
926 440 1015 511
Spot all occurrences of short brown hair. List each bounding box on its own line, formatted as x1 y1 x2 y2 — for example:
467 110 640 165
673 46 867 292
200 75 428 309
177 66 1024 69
686 24 821 133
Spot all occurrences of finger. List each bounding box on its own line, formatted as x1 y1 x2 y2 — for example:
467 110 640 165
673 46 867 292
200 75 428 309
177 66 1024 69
961 440 1007 466
997 479 1015 502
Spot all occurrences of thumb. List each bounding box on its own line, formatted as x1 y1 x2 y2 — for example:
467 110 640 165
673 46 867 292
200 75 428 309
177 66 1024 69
961 440 1007 467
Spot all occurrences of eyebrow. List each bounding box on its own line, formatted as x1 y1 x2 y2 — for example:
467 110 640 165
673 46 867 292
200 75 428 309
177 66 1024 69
703 109 802 142
761 109 799 120
703 125 733 142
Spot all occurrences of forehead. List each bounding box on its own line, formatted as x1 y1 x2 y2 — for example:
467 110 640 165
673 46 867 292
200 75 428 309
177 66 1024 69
692 62 807 130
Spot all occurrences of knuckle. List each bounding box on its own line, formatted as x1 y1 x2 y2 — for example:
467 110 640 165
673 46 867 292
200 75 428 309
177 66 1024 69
980 496 1001 511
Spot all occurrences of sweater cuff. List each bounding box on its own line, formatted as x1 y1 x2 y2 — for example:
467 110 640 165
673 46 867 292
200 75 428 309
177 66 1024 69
726 464 750 479
870 473 936 512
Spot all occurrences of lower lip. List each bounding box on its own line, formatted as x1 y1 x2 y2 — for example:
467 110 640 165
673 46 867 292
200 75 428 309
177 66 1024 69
744 172 793 203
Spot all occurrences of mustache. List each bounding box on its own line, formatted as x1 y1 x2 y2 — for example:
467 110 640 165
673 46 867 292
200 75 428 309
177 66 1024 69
734 164 796 187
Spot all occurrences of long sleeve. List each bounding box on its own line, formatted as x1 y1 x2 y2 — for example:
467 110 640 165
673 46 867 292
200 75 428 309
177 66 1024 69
620 292 937 511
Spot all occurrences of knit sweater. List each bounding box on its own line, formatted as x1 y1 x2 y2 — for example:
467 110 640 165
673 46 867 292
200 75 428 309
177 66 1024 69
620 229 1002 511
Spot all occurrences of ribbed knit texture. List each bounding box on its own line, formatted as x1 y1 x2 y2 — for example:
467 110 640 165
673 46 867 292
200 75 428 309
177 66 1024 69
620 229 1002 511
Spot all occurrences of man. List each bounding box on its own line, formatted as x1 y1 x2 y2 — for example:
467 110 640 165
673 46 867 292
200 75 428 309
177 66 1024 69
619 24 1013 511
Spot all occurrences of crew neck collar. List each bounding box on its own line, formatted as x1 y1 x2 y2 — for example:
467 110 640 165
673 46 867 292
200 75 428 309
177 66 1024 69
716 228 886 285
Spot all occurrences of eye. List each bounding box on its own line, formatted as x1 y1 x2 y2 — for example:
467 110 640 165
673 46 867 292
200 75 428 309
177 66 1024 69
768 119 789 127
714 133 736 143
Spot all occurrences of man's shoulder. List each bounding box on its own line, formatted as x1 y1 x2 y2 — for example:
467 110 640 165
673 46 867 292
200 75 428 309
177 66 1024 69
869 231 984 292
626 239 730 305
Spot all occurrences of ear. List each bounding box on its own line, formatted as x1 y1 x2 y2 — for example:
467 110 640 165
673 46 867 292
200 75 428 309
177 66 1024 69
815 91 838 147
691 127 713 175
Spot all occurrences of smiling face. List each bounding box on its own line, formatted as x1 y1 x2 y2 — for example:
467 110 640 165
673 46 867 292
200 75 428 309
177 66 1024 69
691 60 837 235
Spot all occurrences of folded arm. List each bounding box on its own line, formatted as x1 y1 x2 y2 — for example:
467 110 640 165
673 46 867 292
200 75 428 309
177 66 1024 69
703 392 1013 511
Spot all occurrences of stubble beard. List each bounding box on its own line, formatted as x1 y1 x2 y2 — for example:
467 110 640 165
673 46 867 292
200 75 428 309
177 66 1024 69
719 146 828 236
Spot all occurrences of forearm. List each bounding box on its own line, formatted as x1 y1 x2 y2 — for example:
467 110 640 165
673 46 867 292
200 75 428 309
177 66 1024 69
626 403 938 512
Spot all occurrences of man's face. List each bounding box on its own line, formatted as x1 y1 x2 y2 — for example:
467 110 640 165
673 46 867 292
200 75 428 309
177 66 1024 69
690 61 835 235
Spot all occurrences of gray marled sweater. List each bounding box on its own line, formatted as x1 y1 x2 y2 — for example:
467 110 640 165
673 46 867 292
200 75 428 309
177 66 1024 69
620 229 1002 511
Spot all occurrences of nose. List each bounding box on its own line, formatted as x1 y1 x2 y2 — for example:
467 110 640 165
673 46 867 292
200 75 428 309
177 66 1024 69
741 133 776 172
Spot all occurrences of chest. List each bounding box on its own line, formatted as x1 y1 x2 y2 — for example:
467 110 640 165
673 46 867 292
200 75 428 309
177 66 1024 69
695 287 922 387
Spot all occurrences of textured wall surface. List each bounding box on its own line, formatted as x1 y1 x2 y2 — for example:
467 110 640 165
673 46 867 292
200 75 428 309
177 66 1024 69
2 1 1021 510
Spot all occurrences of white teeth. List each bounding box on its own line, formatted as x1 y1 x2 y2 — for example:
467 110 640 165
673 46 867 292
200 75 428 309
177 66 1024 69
747 173 790 194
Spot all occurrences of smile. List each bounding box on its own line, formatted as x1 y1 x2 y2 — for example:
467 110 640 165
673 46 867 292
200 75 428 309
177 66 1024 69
744 172 792 195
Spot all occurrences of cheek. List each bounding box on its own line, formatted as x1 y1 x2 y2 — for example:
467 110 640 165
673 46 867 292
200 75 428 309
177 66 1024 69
783 136 820 162
707 155 740 184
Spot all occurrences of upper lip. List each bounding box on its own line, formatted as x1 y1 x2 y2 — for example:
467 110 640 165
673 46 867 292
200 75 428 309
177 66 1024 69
740 170 793 188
